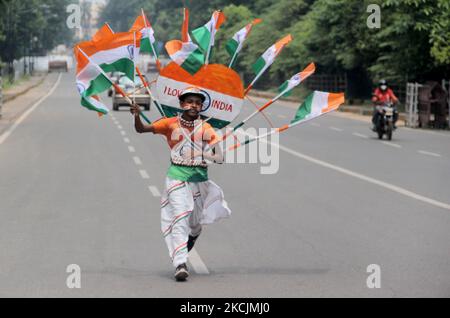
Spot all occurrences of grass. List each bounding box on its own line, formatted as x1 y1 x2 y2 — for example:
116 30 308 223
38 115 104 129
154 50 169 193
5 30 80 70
1 74 31 91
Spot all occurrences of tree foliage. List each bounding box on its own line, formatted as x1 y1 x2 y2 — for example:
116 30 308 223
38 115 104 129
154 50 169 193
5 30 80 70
97 0 449 98
0 0 75 65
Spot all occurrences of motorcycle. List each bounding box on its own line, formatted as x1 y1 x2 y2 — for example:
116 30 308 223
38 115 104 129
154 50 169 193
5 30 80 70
374 102 395 140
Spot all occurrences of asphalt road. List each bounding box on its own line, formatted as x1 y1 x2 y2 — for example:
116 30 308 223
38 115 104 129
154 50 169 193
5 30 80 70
0 71 449 297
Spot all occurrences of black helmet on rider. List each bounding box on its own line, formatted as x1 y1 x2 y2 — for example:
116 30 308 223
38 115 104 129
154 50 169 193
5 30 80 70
378 79 388 92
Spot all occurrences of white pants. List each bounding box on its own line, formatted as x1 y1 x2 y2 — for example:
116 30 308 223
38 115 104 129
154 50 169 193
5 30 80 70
161 177 231 268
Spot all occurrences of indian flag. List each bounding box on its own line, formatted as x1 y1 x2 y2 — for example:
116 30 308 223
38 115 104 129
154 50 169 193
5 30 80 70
252 34 292 75
277 62 316 97
165 8 205 75
228 91 344 152
78 29 141 81
74 46 110 115
226 19 261 67
290 91 345 126
130 9 158 57
191 10 226 62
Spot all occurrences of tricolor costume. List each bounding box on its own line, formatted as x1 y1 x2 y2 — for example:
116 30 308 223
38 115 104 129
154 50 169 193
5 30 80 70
151 94 231 276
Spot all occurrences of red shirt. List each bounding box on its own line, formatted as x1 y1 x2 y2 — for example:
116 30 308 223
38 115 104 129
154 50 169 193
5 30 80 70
372 88 398 104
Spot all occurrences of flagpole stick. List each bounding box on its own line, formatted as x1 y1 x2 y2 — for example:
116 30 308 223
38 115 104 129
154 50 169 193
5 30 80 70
135 66 166 117
228 43 241 68
133 32 137 106
141 8 161 71
206 88 289 150
77 46 151 124
226 108 340 152
244 62 270 96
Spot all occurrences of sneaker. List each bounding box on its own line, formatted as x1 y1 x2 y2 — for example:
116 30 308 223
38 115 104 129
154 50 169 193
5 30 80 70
187 234 200 252
174 263 189 282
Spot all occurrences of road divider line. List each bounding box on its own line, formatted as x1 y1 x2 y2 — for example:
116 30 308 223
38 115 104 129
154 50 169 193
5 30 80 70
117 125 123 129
329 127 343 132
123 137 130 143
418 150 441 157
120 131 126 136
133 156 142 165
239 131 450 211
139 170 150 179
148 186 161 197
188 248 210 275
0 73 62 145
382 141 402 148
352 132 369 139
128 146 135 153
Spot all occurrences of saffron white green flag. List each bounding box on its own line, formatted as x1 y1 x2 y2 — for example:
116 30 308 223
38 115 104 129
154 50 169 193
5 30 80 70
80 26 141 81
290 91 345 125
130 10 158 57
191 10 226 62
165 8 205 75
74 46 110 115
252 34 292 75
277 62 316 97
226 19 261 67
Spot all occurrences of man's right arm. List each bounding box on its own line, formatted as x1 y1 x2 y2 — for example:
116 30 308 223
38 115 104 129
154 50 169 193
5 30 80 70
130 103 155 133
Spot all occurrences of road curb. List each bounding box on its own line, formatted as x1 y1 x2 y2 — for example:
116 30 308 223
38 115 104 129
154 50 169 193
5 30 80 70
3 74 48 104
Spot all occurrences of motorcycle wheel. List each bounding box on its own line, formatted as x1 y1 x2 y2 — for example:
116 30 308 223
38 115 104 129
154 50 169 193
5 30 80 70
377 126 384 139
387 122 393 140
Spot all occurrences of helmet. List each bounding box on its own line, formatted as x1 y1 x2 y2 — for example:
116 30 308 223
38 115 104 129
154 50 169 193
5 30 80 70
378 79 388 91
178 86 206 103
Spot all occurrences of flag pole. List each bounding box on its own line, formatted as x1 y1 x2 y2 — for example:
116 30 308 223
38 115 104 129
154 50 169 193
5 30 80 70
228 19 261 69
228 42 241 68
141 8 161 71
135 66 166 117
133 32 137 106
226 108 341 152
76 46 151 124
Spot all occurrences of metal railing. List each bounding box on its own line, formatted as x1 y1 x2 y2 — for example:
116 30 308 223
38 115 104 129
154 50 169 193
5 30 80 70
405 82 422 128
442 79 450 129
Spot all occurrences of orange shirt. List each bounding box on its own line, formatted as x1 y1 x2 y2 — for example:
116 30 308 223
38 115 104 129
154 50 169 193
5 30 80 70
152 117 218 149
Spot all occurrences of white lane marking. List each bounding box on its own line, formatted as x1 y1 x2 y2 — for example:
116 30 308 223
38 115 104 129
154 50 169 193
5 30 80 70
120 131 126 136
117 125 123 129
382 141 402 148
128 146 136 153
329 127 343 132
311 123 320 127
0 73 62 145
277 114 287 119
239 131 450 211
188 248 210 275
139 170 150 179
148 186 161 197
123 137 130 143
352 132 369 139
418 150 441 157
403 126 450 138
133 156 142 165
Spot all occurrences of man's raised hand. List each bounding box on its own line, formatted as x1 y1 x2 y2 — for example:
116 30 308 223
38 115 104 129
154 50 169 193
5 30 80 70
130 103 141 116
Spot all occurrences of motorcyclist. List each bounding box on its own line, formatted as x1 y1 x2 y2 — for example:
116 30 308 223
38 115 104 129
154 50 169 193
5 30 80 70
371 79 399 131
